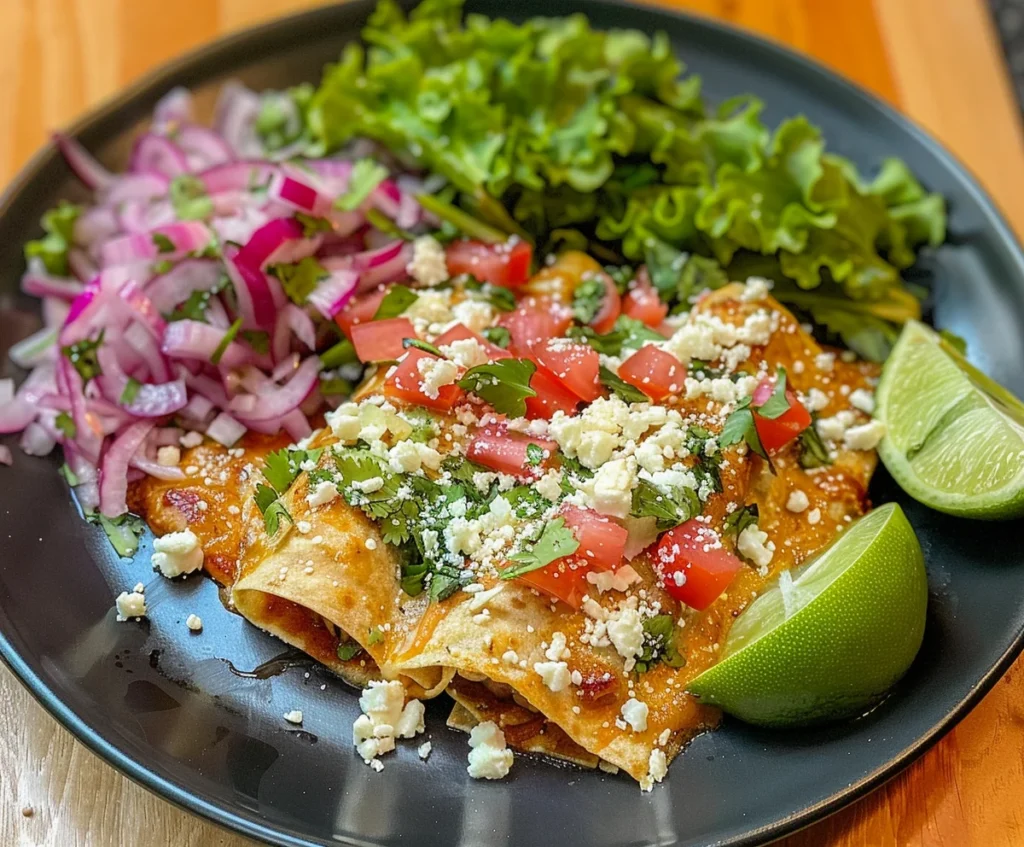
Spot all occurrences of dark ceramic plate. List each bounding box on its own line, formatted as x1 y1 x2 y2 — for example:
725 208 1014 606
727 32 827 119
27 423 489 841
2 1 1023 845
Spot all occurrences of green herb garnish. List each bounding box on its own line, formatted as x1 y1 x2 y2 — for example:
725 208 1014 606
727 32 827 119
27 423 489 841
458 358 537 418
55 412 77 439
336 642 364 661
152 232 176 254
373 284 418 319
24 201 81 276
599 365 648 404
269 256 330 306
723 503 759 538
629 479 700 530
169 175 214 220
502 518 580 578
62 331 105 385
120 378 141 406
334 159 388 211
210 318 243 366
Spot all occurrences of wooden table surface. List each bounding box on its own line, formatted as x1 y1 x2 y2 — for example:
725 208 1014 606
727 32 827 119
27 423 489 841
2 1 1024 845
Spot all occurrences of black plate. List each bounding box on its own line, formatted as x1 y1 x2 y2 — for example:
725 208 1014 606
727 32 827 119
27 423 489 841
2 2 1024 845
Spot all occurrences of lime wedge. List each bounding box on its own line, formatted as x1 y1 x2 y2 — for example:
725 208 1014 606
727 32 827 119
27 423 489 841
686 503 926 726
874 320 1024 519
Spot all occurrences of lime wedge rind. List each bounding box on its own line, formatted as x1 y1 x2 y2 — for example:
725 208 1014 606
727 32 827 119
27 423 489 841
875 320 1024 520
687 503 927 727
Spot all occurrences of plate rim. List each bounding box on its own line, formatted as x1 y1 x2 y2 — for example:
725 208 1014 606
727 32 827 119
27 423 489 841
2 1 1024 845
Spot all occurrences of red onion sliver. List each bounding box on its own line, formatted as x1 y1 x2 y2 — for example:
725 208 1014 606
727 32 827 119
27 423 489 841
99 421 155 516
224 245 276 329
161 320 251 370
130 133 189 177
153 86 194 128
54 134 113 191
102 172 169 206
307 268 358 319
144 259 223 313
206 412 247 448
129 455 185 481
174 124 235 170
19 423 55 457
100 221 211 267
272 303 316 361
229 355 320 421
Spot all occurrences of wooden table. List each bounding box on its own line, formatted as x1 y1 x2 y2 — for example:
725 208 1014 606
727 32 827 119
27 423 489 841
2 0 1024 844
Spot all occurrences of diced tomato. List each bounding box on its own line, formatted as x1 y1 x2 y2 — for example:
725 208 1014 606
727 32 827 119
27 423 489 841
588 273 622 334
499 297 574 357
617 345 685 402
446 239 533 289
466 424 556 478
433 322 511 361
653 520 743 611
333 287 387 337
751 375 813 453
524 366 581 420
349 317 418 362
534 339 601 402
560 505 628 571
514 558 591 610
382 349 464 412
623 272 669 328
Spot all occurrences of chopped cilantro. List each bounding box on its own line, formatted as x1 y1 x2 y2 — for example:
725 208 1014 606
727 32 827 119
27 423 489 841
336 642 363 661
504 484 551 517
572 275 607 324
599 365 647 403
334 159 388 211
374 284 418 319
461 276 516 312
262 447 323 494
502 517 579 578
319 377 353 396
269 256 329 306
754 367 791 419
525 443 544 466
634 614 686 673
688 359 727 379
85 511 146 558
254 483 292 535
400 560 429 597
152 259 175 276
798 424 832 469
365 208 414 241
169 175 213 220
319 338 358 369
58 463 79 486
210 318 243 366
482 326 511 348
567 315 663 356
429 571 465 602
367 626 385 645
241 330 270 355
723 504 759 538
120 378 141 406
719 395 773 470
629 479 700 530
458 358 537 418
404 337 444 357
62 331 105 384
152 232 176 254
294 213 334 238
24 201 82 276
55 412 77 439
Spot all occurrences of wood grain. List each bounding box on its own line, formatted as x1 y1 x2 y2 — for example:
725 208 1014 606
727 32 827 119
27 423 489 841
1 1 1023 845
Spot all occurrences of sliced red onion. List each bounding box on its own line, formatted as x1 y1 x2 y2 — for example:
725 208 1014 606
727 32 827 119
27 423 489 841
0 399 35 434
19 422 56 457
54 134 113 191
229 355 320 421
44 297 71 329
118 199 177 235
237 217 304 268
199 160 277 195
174 124 235 170
0 446 12 466
102 172 169 206
130 133 189 177
124 321 171 383
179 393 214 421
213 82 263 158
281 408 312 441
8 327 57 369
224 245 276 329
269 171 331 217
153 86 194 128
186 372 231 409
321 240 413 291
99 421 155 516
73 206 121 246
100 221 211 268
206 412 247 447
119 280 167 339
129 454 186 481
22 270 86 301
162 320 251 370
272 304 316 361
68 249 98 283
144 259 222 312
0 380 12 405
270 354 300 383
96 347 187 417
307 268 358 319
58 358 103 462
151 427 183 446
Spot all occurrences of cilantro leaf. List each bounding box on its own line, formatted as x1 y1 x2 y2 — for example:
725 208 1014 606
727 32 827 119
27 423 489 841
58 463 80 486
241 330 270 355
120 378 141 406
295 213 334 238
336 642 364 661
169 175 214 220
269 256 329 306
254 483 292 535
502 518 580 578
334 159 388 211
482 326 511 348
85 511 146 558
24 201 82 276
374 284 418 319
723 503 759 538
365 208 415 241
210 318 242 366
572 275 607 324
568 315 664 357
753 367 790 419
262 447 324 494
366 627 385 645
629 479 700 530
461 277 517 311
403 337 444 357
62 331 105 384
458 358 537 418
719 396 773 470
599 365 648 403
525 443 544 466
634 614 686 673
55 411 77 439
152 232 176 254
798 424 832 469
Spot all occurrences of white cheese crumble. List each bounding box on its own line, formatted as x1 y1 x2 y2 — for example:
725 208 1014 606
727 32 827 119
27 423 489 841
418 741 432 760
534 661 572 693
416 356 460 399
620 698 649 733
185 613 203 632
156 445 181 467
814 352 835 373
786 490 810 513
816 410 857 443
115 591 147 621
606 602 644 666
740 276 771 301
807 507 822 525
849 388 875 414
306 480 339 508
804 387 830 413
353 680 425 767
283 710 303 725
641 749 668 792
440 338 489 369
586 565 641 594
151 530 204 579
534 469 564 501
544 631 571 661
406 235 448 287
843 420 886 451
387 440 442 474
587 458 636 519
737 524 775 571
179 430 204 448
450 300 495 333
467 721 514 780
